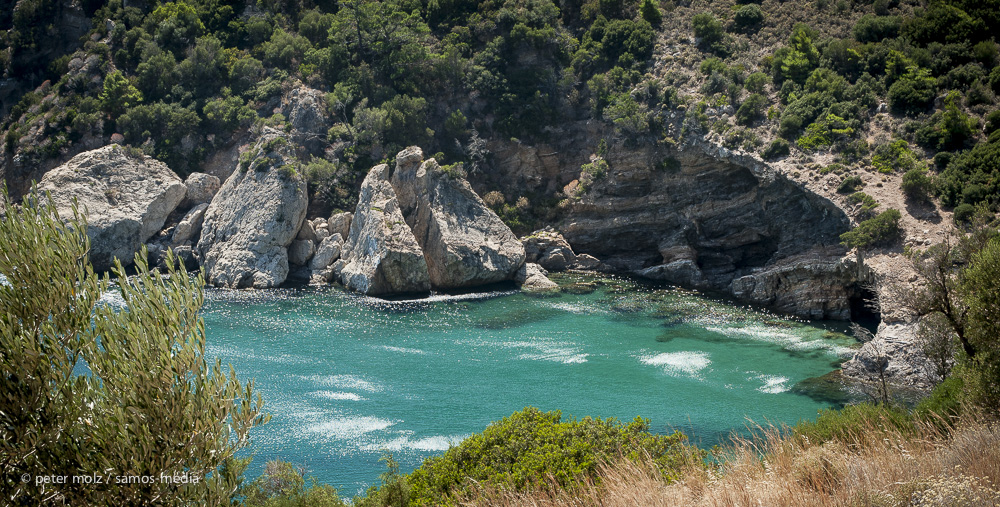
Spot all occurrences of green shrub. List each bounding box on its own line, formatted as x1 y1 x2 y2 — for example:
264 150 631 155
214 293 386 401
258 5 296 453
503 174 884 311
362 407 699 507
794 403 913 446
840 208 902 248
736 93 767 125
745 71 770 94
887 67 936 115
639 0 661 26
915 93 976 151
901 167 933 201
243 460 346 507
985 110 1000 136
797 113 853 151
853 14 901 43
953 203 976 224
692 13 727 54
847 191 879 218
771 24 820 85
871 139 916 174
761 138 790 159
936 137 1000 207
733 4 764 31
913 375 964 422
837 175 864 193
699 57 726 76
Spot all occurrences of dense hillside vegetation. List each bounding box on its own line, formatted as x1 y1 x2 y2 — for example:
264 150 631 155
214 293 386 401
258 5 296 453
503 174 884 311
3 0 999 226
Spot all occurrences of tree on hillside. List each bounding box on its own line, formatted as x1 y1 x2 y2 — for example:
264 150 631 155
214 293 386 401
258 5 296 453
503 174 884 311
0 190 268 506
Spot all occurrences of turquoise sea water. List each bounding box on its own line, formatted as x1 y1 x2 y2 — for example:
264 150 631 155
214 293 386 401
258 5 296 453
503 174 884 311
202 275 857 495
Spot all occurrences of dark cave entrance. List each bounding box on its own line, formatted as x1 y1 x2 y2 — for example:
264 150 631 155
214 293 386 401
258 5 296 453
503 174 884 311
849 283 881 332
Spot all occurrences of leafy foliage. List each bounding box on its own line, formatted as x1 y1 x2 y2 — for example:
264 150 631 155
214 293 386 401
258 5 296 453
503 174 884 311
0 190 267 505
356 407 699 507
840 208 902 248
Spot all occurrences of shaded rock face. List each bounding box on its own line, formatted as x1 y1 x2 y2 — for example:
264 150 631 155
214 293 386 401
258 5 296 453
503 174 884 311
339 164 431 295
172 203 209 246
36 144 186 271
391 148 525 289
558 144 853 319
196 129 308 288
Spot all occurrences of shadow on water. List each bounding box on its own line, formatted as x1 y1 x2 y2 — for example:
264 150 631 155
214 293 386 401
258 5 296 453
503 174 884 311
791 371 859 408
475 306 563 330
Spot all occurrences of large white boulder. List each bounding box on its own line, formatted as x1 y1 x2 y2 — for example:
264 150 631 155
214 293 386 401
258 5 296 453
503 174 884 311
37 144 186 271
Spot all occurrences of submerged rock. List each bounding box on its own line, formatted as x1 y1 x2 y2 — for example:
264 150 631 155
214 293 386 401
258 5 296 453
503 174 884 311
37 144 186 271
196 128 308 288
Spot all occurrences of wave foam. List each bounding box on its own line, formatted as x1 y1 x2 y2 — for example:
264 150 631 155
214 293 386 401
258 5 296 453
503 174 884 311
640 351 711 378
311 391 364 401
304 374 384 392
307 416 394 439
362 434 469 452
756 375 790 394
379 345 427 355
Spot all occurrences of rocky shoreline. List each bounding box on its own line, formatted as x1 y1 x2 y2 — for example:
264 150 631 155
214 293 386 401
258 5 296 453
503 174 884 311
27 94 937 392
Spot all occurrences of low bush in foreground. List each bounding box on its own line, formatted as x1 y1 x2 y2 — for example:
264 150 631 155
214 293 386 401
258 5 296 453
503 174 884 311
356 407 701 507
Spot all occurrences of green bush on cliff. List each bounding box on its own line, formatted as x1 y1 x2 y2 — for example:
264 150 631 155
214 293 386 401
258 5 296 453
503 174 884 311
840 208 902 249
355 407 699 507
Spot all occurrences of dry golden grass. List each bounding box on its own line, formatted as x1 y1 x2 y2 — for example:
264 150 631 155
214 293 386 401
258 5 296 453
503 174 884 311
457 416 1000 507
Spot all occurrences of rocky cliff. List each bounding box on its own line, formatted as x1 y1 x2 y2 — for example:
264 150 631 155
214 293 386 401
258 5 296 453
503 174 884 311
195 129 308 289
478 126 858 320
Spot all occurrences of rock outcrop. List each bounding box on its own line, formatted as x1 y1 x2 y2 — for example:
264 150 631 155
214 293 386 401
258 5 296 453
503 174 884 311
522 228 605 272
280 85 331 155
554 140 853 319
515 263 559 292
171 203 209 246
338 147 526 295
391 148 526 288
36 144 186 271
195 129 308 288
842 321 937 390
182 172 221 206
339 163 431 295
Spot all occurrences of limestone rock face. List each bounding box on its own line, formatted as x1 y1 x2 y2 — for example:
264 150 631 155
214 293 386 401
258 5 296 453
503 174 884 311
390 148 525 289
172 203 209 246
36 144 186 271
288 239 315 266
328 212 353 239
522 229 604 272
196 129 308 288
553 140 853 319
728 248 860 320
842 321 936 390
310 233 343 272
281 85 330 155
183 172 221 206
515 263 559 292
339 164 431 295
